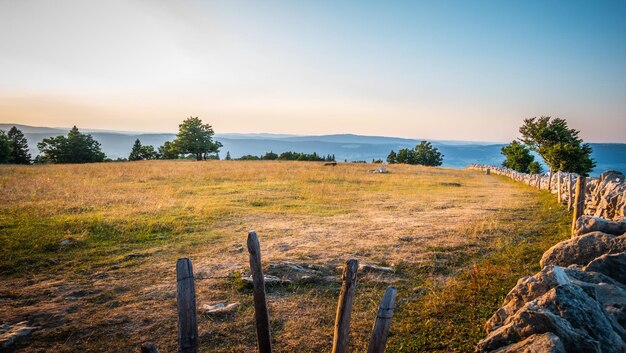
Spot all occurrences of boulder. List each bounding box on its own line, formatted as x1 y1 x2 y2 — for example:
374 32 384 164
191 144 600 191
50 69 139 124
540 231 626 268
477 284 626 353
485 265 626 333
573 216 626 237
489 332 566 353
585 253 626 285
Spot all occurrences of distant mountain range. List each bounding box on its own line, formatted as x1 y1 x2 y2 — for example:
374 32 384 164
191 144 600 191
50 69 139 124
2 123 625 176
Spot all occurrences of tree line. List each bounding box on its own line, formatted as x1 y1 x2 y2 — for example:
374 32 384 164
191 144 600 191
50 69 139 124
232 151 335 161
0 117 335 164
0 117 223 164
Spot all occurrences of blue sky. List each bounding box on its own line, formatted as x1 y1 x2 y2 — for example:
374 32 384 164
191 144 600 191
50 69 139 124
0 0 624 142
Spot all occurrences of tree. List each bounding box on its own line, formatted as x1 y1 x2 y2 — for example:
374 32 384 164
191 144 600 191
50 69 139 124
158 141 180 160
238 154 261 160
391 141 443 166
528 161 543 175
7 126 31 164
225 151 232 160
37 126 106 163
261 151 278 160
174 117 222 161
413 141 443 166
129 139 143 161
396 148 415 164
0 130 11 164
501 140 535 173
387 150 397 164
519 116 595 176
130 139 160 161
140 145 159 160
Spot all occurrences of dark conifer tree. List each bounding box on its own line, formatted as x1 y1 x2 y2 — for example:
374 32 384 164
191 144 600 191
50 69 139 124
7 126 31 164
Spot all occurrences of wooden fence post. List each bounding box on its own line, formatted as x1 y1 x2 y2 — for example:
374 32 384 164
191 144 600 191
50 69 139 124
141 342 161 353
367 286 397 353
176 258 199 353
571 176 587 235
547 170 552 191
332 259 359 353
557 171 562 203
247 231 273 353
536 175 541 190
568 174 574 210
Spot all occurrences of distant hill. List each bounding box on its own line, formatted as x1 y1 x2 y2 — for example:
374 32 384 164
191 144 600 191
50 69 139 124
1 123 624 175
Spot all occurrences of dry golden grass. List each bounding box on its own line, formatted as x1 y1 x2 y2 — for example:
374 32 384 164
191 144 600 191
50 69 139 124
0 161 568 352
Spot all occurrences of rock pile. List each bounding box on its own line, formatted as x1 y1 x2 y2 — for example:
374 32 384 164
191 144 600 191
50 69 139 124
476 221 626 352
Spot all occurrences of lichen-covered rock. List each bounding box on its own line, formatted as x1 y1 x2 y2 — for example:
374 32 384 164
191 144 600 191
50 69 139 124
573 215 626 237
540 231 626 268
477 284 626 353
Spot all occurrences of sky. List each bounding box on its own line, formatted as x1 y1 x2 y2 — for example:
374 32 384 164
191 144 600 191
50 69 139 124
0 0 625 142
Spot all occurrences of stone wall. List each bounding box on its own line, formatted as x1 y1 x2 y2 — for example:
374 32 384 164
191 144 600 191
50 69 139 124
468 165 626 221
468 165 626 352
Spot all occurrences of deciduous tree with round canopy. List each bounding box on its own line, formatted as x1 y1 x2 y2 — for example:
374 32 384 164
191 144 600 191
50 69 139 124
174 117 222 161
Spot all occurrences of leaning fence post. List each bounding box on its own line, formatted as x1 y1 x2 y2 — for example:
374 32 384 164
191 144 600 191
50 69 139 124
571 176 587 235
332 259 359 353
247 231 273 353
176 258 199 353
367 286 397 353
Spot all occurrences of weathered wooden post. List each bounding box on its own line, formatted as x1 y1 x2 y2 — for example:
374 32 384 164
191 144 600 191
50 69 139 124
485 168 490 175
141 342 161 353
176 258 199 353
547 170 553 191
247 231 273 353
536 175 541 190
557 171 562 203
571 176 587 235
568 174 574 210
367 286 397 353
332 259 359 353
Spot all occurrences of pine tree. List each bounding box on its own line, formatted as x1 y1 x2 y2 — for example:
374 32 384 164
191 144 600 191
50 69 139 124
0 130 11 164
129 139 143 161
225 151 232 160
387 150 397 164
37 126 105 163
7 126 31 164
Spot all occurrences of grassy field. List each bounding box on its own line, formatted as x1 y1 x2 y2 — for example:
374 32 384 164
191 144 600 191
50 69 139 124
0 161 570 352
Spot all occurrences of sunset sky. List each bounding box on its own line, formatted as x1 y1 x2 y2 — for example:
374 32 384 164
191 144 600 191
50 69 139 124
1 0 625 142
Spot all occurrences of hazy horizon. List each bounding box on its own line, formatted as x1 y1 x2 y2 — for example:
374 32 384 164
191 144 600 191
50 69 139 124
1 1 625 142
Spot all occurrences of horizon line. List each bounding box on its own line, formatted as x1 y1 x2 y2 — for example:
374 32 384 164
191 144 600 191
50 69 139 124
1 122 624 145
